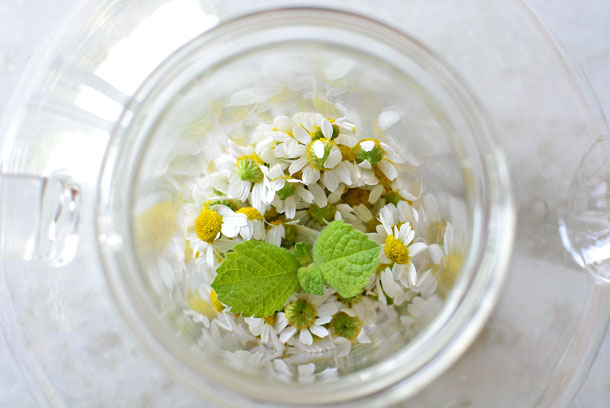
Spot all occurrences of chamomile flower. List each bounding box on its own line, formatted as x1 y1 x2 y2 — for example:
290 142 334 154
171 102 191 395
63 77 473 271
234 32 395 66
328 311 371 344
288 137 343 186
245 313 283 350
272 178 314 219
218 141 279 210
277 293 339 346
266 219 300 247
236 206 266 240
372 218 428 289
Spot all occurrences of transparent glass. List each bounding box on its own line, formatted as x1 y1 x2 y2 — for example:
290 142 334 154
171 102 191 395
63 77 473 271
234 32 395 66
0 1 608 407
96 9 512 406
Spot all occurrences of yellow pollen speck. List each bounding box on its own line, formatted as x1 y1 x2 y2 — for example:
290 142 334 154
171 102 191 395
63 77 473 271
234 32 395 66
384 235 410 264
135 202 175 254
264 314 275 325
210 290 225 312
237 207 263 221
195 208 222 244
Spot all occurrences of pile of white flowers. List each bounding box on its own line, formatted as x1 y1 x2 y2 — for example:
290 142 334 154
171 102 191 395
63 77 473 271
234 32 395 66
147 111 458 383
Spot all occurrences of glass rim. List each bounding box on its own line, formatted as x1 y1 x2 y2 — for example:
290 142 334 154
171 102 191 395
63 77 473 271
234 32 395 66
96 6 515 406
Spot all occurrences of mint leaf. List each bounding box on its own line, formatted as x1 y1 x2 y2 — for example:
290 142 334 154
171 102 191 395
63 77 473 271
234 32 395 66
294 241 313 266
308 220 379 298
297 264 325 295
212 240 300 317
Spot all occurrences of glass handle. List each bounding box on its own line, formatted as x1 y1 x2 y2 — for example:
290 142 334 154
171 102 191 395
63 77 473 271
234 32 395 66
0 171 80 266
559 138 610 285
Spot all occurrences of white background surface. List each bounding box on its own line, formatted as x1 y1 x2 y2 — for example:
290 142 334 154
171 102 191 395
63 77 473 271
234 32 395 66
0 1 608 406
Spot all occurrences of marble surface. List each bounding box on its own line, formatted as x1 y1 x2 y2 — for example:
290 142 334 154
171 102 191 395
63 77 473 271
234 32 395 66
0 0 608 406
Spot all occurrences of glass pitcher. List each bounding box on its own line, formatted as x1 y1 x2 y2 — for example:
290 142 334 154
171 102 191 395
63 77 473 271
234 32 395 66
1 1 609 407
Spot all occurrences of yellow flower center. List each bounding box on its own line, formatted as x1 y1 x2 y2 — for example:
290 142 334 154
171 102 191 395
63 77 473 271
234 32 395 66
195 208 222 243
366 218 381 233
384 235 410 264
237 206 263 221
426 221 447 244
135 201 175 253
439 251 462 296
341 188 370 207
188 291 217 319
374 164 393 188
338 144 354 161
209 289 225 312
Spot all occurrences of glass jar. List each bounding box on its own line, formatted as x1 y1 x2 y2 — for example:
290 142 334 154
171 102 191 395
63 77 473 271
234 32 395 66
0 1 608 407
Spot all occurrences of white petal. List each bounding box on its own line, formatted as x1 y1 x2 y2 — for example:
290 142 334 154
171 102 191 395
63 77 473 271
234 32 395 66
284 196 296 219
268 164 284 179
266 225 284 247
415 267 432 288
313 140 325 158
358 160 372 170
279 326 297 343
289 157 308 174
327 186 344 203
353 204 373 221
428 244 443 264
334 162 352 185
321 118 333 139
334 337 352 357
309 183 328 207
251 181 265 208
228 177 251 201
408 262 418 287
239 224 254 240
298 363 315 377
317 302 339 316
360 140 376 152
361 169 378 185
377 159 398 181
274 116 293 132
369 184 384 204
270 131 292 142
296 185 314 203
323 170 339 192
409 242 428 257
299 329 313 345
274 312 289 332
357 329 372 344
314 315 333 325
302 166 320 185
253 221 266 240
381 269 403 298
293 126 311 145
285 141 306 157
324 147 342 168
310 325 329 338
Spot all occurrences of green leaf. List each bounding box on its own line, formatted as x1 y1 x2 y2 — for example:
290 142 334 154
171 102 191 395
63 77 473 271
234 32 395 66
297 264 325 295
212 240 300 317
294 241 313 266
311 220 380 298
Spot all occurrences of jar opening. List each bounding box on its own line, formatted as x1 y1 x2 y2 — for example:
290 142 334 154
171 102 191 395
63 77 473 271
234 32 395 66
97 7 514 406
